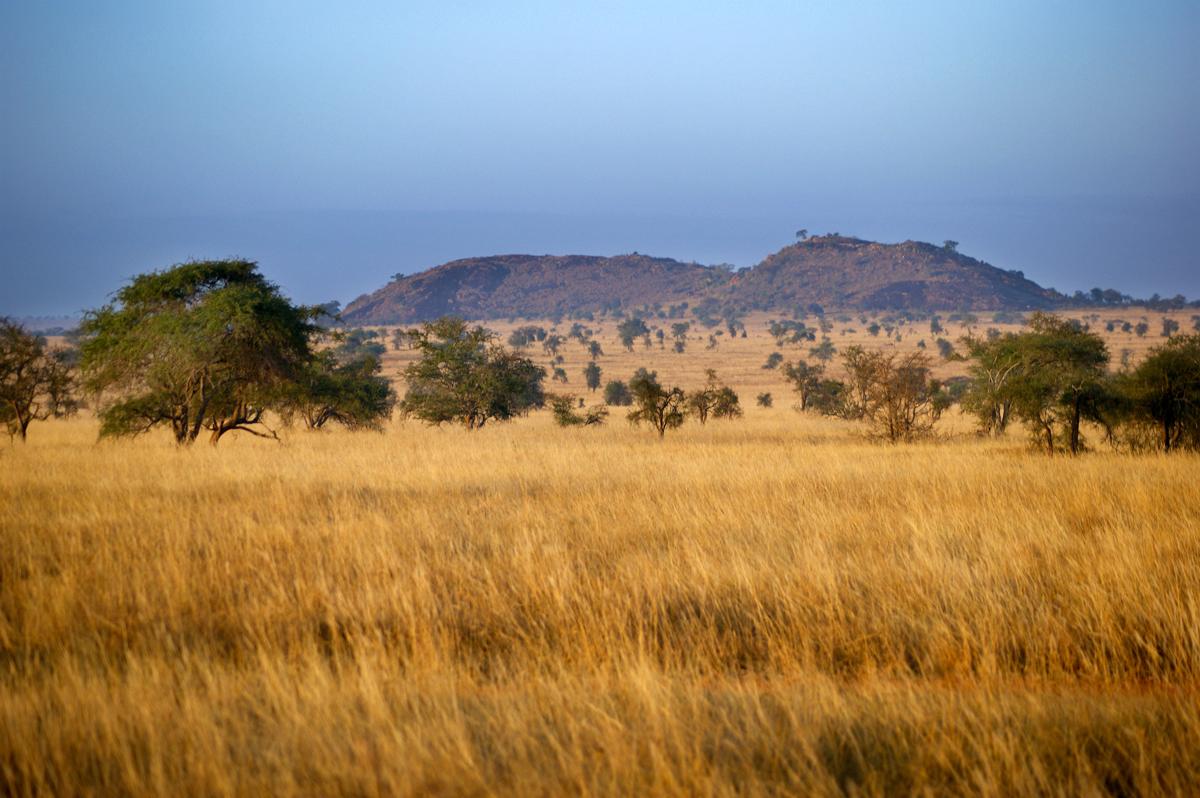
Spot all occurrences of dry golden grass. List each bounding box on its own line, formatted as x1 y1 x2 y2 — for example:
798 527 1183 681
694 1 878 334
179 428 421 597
4 312 1200 796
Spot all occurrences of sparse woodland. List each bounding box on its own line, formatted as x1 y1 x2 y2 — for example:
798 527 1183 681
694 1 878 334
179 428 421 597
3 261 1200 796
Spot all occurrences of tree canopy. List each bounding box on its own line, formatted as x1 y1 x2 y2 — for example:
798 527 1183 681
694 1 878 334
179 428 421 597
1 318 77 441
79 260 319 445
400 317 545 429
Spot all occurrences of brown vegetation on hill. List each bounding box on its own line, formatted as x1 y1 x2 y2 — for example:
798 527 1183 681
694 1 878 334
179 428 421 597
343 236 1066 324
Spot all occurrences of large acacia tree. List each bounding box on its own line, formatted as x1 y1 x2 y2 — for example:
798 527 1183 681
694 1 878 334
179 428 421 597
79 260 320 445
1008 313 1110 455
1 318 77 441
400 317 545 429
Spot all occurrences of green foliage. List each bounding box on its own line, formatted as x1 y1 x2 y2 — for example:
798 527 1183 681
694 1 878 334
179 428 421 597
281 351 395 431
685 369 741 424
507 326 548 348
1 318 78 441
809 338 836 362
1114 334 1200 452
756 392 773 408
628 369 685 437
1007 313 1110 455
782 360 824 411
617 318 650 351
762 352 784 370
549 394 608 427
961 333 1024 436
583 362 602 392
400 317 545 430
78 260 318 445
603 380 632 406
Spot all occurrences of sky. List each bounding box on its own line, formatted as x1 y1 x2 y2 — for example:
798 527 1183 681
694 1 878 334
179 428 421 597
2 0 1197 316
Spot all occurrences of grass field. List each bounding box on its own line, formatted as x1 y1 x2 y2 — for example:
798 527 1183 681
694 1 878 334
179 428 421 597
3 310 1200 795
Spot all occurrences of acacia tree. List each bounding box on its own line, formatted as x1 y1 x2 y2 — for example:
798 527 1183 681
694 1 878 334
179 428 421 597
1117 334 1200 452
628 368 685 438
782 360 824 411
1009 313 1110 455
962 333 1024 435
617 317 650 351
583 361 602 392
401 317 544 429
79 260 319 445
280 350 396 431
1 319 77 441
863 351 943 442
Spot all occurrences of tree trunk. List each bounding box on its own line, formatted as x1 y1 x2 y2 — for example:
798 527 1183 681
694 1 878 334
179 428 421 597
1068 399 1082 455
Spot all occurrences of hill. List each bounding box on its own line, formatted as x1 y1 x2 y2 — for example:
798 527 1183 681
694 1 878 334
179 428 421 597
341 253 728 325
342 236 1064 323
724 236 1064 312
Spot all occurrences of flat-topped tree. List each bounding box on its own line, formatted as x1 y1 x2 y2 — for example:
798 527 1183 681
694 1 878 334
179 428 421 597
400 317 545 430
79 260 319 445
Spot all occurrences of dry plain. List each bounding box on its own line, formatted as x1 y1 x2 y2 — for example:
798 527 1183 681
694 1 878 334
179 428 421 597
2 309 1199 796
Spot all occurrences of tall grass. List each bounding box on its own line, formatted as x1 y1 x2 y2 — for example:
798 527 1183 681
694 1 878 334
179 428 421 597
3 409 1199 795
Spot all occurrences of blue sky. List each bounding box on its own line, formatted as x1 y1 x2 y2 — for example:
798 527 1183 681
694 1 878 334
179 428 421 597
2 1 1197 315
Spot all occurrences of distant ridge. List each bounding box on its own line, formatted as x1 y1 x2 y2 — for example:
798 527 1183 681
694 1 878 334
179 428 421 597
342 236 1065 324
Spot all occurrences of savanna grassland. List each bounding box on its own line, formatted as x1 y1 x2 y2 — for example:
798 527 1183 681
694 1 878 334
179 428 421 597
3 309 1200 796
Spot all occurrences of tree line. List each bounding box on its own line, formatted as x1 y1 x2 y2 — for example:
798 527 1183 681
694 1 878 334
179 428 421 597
3 260 1198 452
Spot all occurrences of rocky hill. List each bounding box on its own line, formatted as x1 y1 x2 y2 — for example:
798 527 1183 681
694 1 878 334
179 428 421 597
342 236 1064 323
723 236 1063 312
342 253 728 324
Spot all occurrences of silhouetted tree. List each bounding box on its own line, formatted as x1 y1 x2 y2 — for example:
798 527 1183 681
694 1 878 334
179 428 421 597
584 362 602 392
603 380 632 406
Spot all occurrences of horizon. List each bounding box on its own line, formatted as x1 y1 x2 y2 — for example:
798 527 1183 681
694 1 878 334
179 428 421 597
3 2 1198 315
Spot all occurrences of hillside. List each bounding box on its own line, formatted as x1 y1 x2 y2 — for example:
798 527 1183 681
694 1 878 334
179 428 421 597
724 236 1063 312
342 254 728 324
342 237 1064 323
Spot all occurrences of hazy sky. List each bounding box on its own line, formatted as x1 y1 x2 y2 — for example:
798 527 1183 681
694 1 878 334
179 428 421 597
3 1 1197 316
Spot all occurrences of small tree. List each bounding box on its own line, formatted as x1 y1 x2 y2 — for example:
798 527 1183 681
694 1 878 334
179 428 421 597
1135 321 1149 338
1115 334 1200 452
1 319 77 441
962 333 1023 436
756 392 773 408
603 380 632 406
763 352 784 370
810 338 836 363
1162 318 1180 337
281 351 396 431
943 240 959 252
782 360 824 411
628 369 685 437
584 362 602 392
587 340 604 360
401 317 545 430
550 394 608 427
617 317 650 351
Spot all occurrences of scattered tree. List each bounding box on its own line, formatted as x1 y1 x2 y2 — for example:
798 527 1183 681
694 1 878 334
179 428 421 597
782 360 824 411
400 317 545 430
628 369 685 437
617 317 650 351
603 380 632 406
584 362 602 392
1 318 77 441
